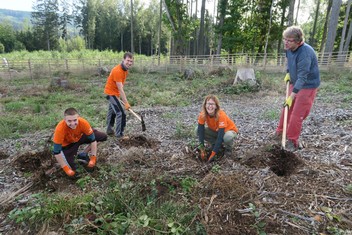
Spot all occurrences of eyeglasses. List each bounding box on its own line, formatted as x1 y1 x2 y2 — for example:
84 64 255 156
206 103 216 106
283 38 296 43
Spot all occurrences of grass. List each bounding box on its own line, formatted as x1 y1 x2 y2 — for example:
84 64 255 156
1 69 350 139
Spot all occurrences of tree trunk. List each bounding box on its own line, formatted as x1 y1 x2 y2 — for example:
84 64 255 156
287 0 295 26
343 16 352 52
130 0 134 53
216 0 227 55
158 0 162 64
320 0 332 53
338 0 352 54
324 0 342 59
264 0 275 68
198 0 206 55
294 0 300 25
277 1 288 65
309 0 320 48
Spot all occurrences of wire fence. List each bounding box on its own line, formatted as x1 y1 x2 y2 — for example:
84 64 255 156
1 51 351 80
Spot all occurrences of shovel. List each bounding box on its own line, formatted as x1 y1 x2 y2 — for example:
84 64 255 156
281 81 290 149
118 98 146 132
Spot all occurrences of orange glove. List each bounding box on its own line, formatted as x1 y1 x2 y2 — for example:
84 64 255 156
198 144 206 161
87 155 97 168
207 151 216 163
200 149 206 161
62 165 75 177
124 102 131 110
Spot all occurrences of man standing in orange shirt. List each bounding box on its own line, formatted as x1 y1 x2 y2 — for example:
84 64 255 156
52 108 107 177
104 52 134 138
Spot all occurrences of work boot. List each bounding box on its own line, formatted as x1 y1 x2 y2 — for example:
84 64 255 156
106 126 114 136
77 152 89 165
286 140 298 152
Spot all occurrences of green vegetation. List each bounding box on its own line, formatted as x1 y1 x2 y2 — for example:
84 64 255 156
9 167 202 234
248 203 267 235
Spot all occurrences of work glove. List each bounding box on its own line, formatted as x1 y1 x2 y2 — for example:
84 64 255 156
207 151 217 163
124 102 131 110
284 96 293 108
62 165 75 177
197 144 207 161
87 155 97 168
284 73 290 82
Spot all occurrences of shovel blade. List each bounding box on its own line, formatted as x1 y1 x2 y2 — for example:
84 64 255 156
141 116 146 131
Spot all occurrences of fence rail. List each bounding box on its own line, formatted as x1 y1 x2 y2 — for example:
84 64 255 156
1 52 351 79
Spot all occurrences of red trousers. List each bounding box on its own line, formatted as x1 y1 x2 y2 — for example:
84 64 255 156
276 85 318 147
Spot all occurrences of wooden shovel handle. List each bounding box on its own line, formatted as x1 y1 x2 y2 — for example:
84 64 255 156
117 98 142 122
282 81 290 149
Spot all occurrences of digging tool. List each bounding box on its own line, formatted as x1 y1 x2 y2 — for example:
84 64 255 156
281 81 290 149
117 98 146 132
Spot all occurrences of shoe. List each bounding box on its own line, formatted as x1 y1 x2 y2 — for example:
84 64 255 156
286 140 298 151
106 126 114 136
77 152 89 165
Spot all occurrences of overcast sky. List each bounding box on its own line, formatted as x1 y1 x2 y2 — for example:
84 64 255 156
0 0 311 24
0 0 34 11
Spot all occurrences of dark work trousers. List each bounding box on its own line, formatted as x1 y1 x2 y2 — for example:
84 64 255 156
106 95 126 138
62 129 107 170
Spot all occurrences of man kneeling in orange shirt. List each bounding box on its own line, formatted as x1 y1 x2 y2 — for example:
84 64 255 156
52 108 107 177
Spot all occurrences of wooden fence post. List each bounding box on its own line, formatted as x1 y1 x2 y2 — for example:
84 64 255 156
65 59 69 70
48 60 51 77
28 59 33 80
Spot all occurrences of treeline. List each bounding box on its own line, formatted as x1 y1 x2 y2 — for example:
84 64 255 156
0 0 351 59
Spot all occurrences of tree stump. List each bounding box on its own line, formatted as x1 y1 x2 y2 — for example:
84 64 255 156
233 68 256 85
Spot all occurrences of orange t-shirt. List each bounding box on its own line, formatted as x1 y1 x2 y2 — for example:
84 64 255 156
198 110 238 133
53 117 93 147
104 64 128 96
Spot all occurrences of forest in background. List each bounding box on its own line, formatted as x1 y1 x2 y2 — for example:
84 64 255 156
0 0 351 61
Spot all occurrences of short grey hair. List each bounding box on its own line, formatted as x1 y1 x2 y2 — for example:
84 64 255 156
283 26 304 43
